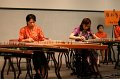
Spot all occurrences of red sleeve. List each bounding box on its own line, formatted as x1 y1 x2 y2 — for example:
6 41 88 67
18 27 26 42
38 27 46 41
104 33 107 38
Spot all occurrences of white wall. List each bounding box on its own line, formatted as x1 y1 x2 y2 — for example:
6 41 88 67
0 9 114 41
0 0 120 11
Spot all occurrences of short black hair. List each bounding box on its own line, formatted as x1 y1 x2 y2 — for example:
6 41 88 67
26 14 36 22
97 24 104 30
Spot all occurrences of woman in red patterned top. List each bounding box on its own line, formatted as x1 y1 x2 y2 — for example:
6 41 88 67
19 15 46 42
19 14 47 79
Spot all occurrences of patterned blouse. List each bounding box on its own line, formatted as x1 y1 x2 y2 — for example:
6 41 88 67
19 25 45 41
72 26 93 40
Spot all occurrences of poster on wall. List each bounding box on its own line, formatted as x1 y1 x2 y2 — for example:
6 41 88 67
104 10 120 26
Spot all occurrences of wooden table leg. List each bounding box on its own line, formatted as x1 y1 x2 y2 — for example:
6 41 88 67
1 57 7 79
1 56 16 79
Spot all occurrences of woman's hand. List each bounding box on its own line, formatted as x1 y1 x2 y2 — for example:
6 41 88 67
28 38 34 42
75 36 85 41
22 38 34 42
79 36 86 41
69 33 85 41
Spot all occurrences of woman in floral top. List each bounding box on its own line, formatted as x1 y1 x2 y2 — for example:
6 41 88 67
69 18 99 77
70 18 98 41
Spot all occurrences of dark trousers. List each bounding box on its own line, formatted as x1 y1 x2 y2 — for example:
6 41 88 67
32 51 47 75
74 49 91 76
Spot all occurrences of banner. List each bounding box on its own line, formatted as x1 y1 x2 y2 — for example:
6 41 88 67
104 10 120 26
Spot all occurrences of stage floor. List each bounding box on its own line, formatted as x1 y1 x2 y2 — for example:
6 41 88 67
0 57 120 79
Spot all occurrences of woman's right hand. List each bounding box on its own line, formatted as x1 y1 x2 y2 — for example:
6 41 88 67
79 36 86 41
22 38 34 42
69 33 85 41
75 36 85 41
28 38 34 42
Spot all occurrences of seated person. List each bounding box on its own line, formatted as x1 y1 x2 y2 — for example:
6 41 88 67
18 14 48 79
114 19 120 68
95 24 107 63
69 18 99 77
69 18 98 41
114 20 120 40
